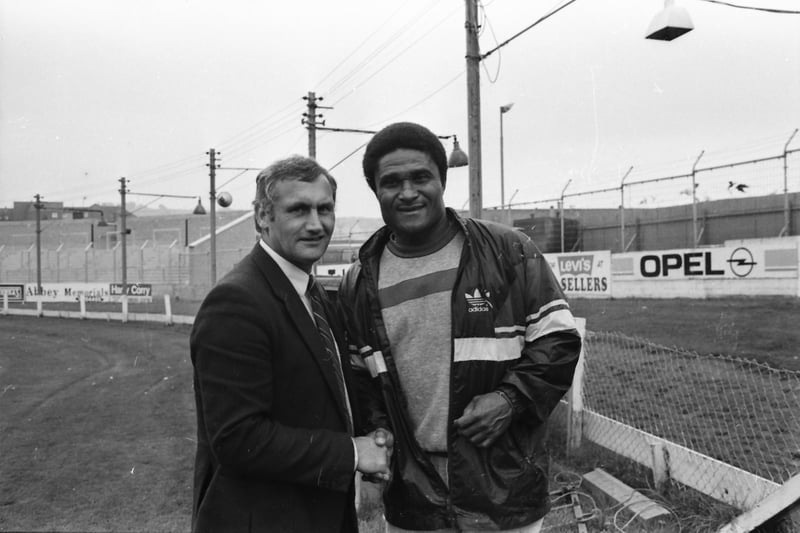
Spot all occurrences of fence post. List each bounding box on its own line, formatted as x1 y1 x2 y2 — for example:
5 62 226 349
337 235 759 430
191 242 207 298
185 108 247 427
26 245 34 282
567 317 587 456
650 441 669 493
84 243 93 283
164 294 173 325
112 243 119 283
139 240 149 282
79 293 87 319
2 293 8 315
55 243 64 282
782 129 798 237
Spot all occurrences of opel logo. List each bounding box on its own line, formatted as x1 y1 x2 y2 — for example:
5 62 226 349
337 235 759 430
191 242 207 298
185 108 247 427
727 247 756 278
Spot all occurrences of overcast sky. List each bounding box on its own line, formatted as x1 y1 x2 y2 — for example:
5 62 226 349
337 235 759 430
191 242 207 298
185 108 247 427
1 0 799 220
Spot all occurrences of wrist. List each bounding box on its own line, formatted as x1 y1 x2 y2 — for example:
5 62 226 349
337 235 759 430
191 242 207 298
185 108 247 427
495 389 513 408
495 385 524 418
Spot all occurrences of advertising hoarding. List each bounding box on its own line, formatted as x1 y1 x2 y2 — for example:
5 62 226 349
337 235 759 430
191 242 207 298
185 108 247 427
24 283 153 303
544 251 612 299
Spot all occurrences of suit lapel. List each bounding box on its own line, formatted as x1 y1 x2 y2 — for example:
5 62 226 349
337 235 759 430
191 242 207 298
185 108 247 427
251 245 352 430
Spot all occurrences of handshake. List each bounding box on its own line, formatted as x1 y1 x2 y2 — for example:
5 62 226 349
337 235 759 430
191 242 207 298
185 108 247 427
354 428 394 482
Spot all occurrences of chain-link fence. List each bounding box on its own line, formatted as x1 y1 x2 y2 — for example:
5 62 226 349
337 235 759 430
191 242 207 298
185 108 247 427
502 144 800 252
571 329 800 511
0 244 192 286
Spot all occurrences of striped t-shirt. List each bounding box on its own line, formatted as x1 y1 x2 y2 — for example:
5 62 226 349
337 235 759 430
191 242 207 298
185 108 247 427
378 231 464 453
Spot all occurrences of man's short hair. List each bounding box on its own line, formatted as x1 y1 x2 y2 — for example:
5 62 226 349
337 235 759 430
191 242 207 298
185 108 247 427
362 122 447 192
253 155 337 231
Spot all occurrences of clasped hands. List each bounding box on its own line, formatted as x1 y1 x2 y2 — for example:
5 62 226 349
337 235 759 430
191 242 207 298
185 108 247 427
354 428 394 481
355 391 513 481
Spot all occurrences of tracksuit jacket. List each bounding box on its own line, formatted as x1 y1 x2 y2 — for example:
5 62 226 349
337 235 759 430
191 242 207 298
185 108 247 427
338 209 583 531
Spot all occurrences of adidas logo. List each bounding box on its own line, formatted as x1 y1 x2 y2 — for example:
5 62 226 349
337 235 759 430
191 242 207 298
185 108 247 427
465 288 492 313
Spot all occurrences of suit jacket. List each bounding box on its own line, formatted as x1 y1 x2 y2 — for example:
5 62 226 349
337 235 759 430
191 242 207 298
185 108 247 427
190 244 360 533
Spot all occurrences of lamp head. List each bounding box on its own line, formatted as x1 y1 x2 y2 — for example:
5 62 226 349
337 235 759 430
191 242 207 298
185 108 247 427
646 0 693 41
447 136 469 168
193 198 207 215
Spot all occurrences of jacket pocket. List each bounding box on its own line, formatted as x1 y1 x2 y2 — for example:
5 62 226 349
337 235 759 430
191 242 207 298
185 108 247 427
483 422 547 509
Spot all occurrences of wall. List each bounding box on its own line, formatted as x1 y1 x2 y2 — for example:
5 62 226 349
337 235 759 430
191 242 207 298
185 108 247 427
608 238 798 299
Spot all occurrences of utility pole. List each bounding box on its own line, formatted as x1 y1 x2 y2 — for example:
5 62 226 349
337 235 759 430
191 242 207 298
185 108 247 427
119 177 128 295
207 148 218 285
302 92 331 159
465 0 483 219
33 194 43 293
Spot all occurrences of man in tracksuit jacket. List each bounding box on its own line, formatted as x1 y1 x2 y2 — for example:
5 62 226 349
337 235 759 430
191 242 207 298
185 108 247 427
338 122 582 532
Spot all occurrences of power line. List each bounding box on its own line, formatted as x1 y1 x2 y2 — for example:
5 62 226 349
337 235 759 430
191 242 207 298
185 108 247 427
481 0 580 61
215 102 299 153
315 0 413 89
329 142 369 171
328 14 456 109
698 0 800 14
324 1 442 98
478 3 502 84
361 70 465 128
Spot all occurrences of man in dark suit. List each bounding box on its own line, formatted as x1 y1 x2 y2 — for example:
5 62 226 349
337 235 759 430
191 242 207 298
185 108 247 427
190 155 392 533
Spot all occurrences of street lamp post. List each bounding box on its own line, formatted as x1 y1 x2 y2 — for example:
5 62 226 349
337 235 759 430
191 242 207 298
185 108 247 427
499 103 514 225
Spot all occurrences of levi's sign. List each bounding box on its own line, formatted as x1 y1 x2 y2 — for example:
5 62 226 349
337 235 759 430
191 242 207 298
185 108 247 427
544 251 611 298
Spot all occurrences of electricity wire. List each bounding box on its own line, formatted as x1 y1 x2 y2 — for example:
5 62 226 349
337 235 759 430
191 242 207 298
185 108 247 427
315 0 414 89
363 70 465 128
698 0 800 14
478 2 502 83
324 3 457 107
324 2 440 98
481 0 580 61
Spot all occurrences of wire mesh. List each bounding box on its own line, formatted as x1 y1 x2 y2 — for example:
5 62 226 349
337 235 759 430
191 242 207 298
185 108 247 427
581 330 800 487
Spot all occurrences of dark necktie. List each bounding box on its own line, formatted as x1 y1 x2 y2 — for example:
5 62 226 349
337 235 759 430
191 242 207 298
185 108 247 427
307 278 353 434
